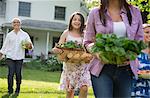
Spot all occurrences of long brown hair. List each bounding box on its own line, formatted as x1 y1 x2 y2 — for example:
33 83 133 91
68 12 85 34
99 0 132 26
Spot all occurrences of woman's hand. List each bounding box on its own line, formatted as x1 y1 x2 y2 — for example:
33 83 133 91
52 47 63 54
92 53 100 59
87 43 95 53
123 60 130 65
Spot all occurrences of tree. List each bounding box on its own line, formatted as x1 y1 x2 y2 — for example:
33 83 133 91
83 0 99 10
128 0 150 23
84 0 150 23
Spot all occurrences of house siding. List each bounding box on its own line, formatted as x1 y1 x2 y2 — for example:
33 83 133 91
4 0 83 24
0 0 89 58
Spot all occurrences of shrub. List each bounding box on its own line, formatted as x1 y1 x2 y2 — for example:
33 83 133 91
0 58 6 66
24 55 63 72
23 59 43 70
44 55 62 71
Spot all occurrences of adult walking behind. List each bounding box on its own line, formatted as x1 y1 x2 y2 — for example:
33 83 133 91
0 17 33 96
83 0 144 98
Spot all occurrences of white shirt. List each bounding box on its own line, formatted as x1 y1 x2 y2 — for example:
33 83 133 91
66 32 83 44
113 22 127 37
0 29 33 60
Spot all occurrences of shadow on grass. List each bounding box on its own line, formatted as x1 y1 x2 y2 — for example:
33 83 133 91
11 93 19 98
1 94 10 98
0 90 93 95
1 93 19 98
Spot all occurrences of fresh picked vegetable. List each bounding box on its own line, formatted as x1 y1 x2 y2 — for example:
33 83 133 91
55 41 93 64
91 33 146 65
21 40 31 49
56 41 82 49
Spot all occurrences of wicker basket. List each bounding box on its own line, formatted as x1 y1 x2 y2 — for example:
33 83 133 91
56 48 93 64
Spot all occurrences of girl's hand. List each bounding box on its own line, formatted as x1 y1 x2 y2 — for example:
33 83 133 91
52 47 63 54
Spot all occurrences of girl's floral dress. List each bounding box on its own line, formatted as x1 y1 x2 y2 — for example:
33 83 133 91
59 32 91 91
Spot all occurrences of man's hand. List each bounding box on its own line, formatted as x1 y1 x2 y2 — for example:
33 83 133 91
25 42 32 49
0 52 3 60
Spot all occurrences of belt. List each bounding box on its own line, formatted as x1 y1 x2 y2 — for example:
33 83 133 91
117 64 129 67
105 64 131 72
105 64 130 69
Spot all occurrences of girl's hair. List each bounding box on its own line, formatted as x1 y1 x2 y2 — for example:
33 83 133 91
99 0 132 26
68 12 85 34
143 24 150 48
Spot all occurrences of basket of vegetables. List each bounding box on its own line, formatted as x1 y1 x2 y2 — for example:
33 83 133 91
91 33 146 65
56 41 92 64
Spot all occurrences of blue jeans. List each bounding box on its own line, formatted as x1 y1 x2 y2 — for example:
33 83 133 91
91 64 133 98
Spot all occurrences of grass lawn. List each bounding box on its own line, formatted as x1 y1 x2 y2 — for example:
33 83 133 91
0 66 94 98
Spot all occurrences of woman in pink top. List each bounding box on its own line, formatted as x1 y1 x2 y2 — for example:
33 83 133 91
83 0 144 98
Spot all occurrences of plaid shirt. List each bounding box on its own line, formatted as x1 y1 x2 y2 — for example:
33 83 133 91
83 5 144 77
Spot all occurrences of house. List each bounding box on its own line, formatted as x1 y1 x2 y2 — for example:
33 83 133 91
0 0 89 59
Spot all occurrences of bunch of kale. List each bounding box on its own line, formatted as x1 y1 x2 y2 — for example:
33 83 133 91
57 41 82 49
91 33 146 65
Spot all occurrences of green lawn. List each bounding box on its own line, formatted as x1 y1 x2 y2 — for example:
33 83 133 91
0 66 94 98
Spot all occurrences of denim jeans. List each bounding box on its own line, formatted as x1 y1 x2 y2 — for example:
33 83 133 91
6 58 23 93
91 64 133 98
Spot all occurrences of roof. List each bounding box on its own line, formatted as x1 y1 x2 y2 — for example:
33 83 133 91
2 19 68 32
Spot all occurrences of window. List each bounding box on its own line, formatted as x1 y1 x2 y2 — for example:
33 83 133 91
18 1 31 17
55 6 66 20
0 0 6 17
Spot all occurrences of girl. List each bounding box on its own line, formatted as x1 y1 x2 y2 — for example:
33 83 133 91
52 12 91 98
131 24 150 97
83 0 143 97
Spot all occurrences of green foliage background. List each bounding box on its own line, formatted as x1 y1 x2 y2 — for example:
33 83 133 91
128 0 150 23
84 0 150 23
